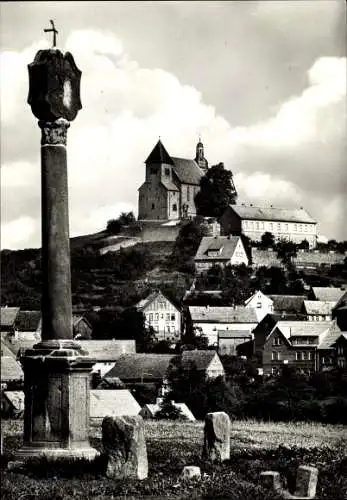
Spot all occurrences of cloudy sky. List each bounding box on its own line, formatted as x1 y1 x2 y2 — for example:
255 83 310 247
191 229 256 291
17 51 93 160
1 1 346 249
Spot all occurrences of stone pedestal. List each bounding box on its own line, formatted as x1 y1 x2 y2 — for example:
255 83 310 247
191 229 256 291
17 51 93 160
15 344 98 460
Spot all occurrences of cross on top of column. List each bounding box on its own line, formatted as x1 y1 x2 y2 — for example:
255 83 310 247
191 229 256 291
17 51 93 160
44 19 58 47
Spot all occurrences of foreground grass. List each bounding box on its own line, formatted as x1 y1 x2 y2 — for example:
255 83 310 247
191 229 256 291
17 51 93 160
1 419 347 499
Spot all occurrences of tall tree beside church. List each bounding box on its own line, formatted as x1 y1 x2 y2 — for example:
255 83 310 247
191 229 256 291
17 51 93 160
195 163 237 218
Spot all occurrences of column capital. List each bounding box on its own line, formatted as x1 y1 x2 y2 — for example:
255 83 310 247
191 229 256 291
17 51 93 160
39 118 70 146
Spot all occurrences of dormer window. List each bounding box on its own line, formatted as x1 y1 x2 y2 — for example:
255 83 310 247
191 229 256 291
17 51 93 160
164 167 170 176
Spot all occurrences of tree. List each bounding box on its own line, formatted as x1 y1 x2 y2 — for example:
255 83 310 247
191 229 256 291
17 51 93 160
260 232 275 249
298 239 309 250
170 217 208 272
155 397 185 420
195 163 237 218
118 211 136 226
276 239 298 269
106 219 122 234
118 308 156 352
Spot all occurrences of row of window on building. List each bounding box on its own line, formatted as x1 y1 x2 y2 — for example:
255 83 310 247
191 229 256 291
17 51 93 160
243 220 314 233
148 313 176 321
271 351 314 361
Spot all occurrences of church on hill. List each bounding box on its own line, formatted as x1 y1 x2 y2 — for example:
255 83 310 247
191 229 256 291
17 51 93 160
138 139 209 221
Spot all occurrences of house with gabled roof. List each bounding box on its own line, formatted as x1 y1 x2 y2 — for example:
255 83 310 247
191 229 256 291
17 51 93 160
244 290 274 322
194 235 248 273
316 320 344 371
334 333 347 369
135 289 181 342
220 204 317 248
218 330 253 356
181 350 225 379
13 310 42 341
252 315 333 375
76 339 136 378
187 305 258 346
310 287 345 303
90 389 141 422
1 307 20 334
103 353 176 387
302 301 335 322
268 295 307 318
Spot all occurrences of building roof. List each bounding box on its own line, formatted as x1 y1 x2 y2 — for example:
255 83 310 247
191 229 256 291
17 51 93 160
189 305 258 323
171 157 203 185
318 320 343 350
335 333 347 343
14 311 41 332
227 205 316 224
2 391 25 411
311 287 345 303
2 338 37 359
268 295 306 314
303 301 336 316
104 353 176 381
75 340 136 361
218 330 252 339
135 290 179 312
72 315 92 329
90 389 141 419
160 179 180 192
0 341 16 358
194 236 243 262
181 350 218 371
275 321 330 339
332 290 347 313
244 290 273 307
1 356 24 382
1 307 20 328
145 140 174 165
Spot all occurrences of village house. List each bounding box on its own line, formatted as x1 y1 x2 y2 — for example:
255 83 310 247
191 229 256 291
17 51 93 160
316 320 345 371
220 204 317 248
244 290 274 322
135 290 181 343
181 349 225 379
252 315 334 376
89 389 141 422
334 334 347 369
0 307 20 334
103 353 176 393
76 339 136 378
268 295 307 319
138 139 208 221
302 301 335 322
310 286 346 303
187 305 258 346
218 330 253 356
72 314 93 339
332 290 347 331
13 310 41 341
194 235 249 273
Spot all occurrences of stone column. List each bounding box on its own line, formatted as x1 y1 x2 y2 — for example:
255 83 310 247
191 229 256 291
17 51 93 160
15 48 97 461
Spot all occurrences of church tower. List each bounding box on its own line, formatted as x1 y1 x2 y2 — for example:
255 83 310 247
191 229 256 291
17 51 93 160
195 137 208 174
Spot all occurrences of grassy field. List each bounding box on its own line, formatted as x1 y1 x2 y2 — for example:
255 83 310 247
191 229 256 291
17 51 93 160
1 419 347 499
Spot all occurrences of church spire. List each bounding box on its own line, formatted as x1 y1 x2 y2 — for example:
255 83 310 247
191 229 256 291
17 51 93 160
195 136 208 173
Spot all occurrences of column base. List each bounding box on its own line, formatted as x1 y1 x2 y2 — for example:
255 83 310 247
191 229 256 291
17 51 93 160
15 444 99 461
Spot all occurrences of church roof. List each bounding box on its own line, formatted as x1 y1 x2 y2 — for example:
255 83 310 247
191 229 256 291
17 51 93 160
228 205 316 224
160 179 179 192
145 140 174 165
171 157 204 185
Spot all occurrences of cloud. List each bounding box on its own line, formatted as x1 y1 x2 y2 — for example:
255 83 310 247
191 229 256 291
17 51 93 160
1 29 346 250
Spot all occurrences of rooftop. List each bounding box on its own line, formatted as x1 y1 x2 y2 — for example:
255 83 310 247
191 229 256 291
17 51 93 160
104 353 176 381
227 205 316 224
90 389 141 419
269 295 307 314
189 305 258 323
171 157 204 186
195 236 243 262
311 287 345 303
1 356 24 382
75 339 135 361
303 300 336 316
14 311 41 332
318 320 343 350
1 307 20 328
181 350 218 371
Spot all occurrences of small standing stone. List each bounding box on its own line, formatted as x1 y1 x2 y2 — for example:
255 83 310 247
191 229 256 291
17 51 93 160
294 465 318 499
260 471 282 491
102 415 148 480
182 466 201 480
202 411 231 462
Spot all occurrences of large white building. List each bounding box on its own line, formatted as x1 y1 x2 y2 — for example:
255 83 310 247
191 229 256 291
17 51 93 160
220 204 317 248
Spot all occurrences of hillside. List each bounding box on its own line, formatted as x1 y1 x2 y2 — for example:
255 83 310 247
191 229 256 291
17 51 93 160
1 233 192 312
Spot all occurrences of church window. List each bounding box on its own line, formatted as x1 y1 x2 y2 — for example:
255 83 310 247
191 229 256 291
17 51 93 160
187 186 190 201
277 223 281 231
256 222 259 230
165 167 170 176
152 203 155 210
172 203 177 211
